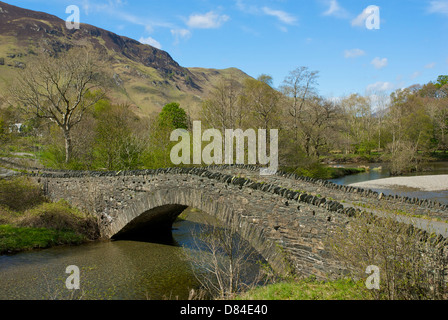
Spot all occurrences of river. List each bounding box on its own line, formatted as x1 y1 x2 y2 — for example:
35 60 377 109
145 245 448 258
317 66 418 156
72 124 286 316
0 208 264 300
328 161 448 205
0 209 208 300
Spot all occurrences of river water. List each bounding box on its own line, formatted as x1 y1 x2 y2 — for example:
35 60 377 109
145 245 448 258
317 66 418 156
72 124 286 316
0 209 208 300
329 161 448 205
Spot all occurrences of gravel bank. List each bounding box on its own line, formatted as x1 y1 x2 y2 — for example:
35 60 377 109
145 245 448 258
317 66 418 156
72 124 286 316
349 175 448 192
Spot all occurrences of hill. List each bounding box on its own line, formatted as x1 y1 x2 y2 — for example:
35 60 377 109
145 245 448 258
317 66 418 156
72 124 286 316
0 1 251 118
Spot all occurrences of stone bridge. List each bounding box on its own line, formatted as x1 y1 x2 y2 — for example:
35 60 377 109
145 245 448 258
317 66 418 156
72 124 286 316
3 160 448 279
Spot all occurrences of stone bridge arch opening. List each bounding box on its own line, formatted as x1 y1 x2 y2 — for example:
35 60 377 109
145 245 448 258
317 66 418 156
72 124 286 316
102 186 288 273
111 204 189 242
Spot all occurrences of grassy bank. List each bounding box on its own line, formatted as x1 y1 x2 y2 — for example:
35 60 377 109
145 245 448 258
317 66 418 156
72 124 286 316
320 153 382 164
0 177 99 254
237 278 369 300
281 165 366 180
0 225 85 254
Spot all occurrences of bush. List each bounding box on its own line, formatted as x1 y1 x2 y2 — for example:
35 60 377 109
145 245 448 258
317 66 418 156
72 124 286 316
328 211 448 300
17 200 100 240
183 221 270 300
0 177 46 212
0 206 18 225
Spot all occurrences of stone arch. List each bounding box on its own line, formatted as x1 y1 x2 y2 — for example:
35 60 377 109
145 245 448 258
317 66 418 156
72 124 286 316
104 187 291 275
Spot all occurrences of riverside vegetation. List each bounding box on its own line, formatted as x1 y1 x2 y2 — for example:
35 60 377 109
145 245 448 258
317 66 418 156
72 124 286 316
0 177 99 254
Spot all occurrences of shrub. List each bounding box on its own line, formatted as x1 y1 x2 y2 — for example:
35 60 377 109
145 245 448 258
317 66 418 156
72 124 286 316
328 211 448 300
0 206 18 225
17 200 100 240
0 177 46 212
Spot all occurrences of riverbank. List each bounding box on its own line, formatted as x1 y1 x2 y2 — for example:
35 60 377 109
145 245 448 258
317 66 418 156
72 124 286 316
0 177 100 255
281 165 366 180
0 225 86 255
321 151 448 166
237 278 369 300
349 175 448 192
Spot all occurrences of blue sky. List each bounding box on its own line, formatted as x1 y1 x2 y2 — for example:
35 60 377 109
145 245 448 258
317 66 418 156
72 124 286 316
9 0 448 99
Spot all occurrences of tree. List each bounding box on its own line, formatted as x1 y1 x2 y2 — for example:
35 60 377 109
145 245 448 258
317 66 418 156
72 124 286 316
158 102 188 130
340 94 375 154
240 77 281 131
435 75 448 89
94 103 147 170
9 47 106 163
145 103 189 169
184 220 269 299
280 67 319 141
201 77 244 131
329 212 448 300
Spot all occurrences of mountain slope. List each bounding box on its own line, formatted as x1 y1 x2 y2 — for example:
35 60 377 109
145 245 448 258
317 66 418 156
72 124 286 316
0 1 251 117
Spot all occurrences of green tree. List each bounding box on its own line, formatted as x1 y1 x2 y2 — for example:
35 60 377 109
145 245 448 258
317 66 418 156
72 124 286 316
435 75 448 89
94 103 147 170
158 102 188 130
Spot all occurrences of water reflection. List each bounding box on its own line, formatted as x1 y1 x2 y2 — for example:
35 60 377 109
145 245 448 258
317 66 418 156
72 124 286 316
0 208 266 300
0 209 204 300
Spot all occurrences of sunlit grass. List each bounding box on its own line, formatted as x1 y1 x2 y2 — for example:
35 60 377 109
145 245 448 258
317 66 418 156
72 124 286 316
236 278 369 300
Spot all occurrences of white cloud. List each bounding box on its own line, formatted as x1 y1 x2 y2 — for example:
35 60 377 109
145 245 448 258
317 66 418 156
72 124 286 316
425 62 436 69
371 57 388 69
366 81 395 92
322 0 349 18
235 0 259 14
428 1 448 16
186 11 230 29
139 36 162 49
351 6 380 27
344 48 366 58
171 29 192 44
262 7 298 25
171 29 191 38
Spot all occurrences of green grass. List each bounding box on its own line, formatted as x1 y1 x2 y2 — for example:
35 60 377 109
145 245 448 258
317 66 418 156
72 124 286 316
0 224 85 254
237 278 369 300
0 177 99 254
320 153 381 163
281 165 365 180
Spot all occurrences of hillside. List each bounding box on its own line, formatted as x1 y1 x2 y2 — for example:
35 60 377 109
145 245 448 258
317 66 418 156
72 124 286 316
0 1 251 118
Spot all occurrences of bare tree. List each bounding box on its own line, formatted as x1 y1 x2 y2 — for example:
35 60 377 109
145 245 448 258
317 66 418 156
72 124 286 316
280 67 319 141
9 47 106 163
184 221 271 300
240 77 282 131
201 76 244 131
